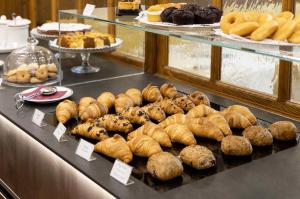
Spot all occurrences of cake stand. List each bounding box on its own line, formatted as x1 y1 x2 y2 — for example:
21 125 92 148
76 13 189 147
49 38 123 74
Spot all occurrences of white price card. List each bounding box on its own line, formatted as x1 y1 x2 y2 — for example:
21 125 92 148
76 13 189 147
83 4 95 16
53 122 67 142
75 139 96 161
110 159 134 186
32 109 46 127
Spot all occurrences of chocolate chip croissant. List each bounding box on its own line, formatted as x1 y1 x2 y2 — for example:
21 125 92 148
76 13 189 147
128 134 162 157
95 134 133 163
141 103 166 123
188 91 210 106
127 122 172 147
156 98 184 115
173 95 195 112
56 100 78 124
72 122 108 141
120 106 150 125
94 114 133 134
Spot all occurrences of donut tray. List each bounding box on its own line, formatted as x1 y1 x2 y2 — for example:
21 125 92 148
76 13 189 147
45 101 300 193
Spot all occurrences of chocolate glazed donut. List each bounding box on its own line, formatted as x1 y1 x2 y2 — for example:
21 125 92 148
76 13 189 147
160 7 177 23
172 9 195 25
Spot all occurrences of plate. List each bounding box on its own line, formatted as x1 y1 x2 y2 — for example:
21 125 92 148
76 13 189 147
137 13 220 29
31 28 58 40
215 29 300 46
20 86 73 103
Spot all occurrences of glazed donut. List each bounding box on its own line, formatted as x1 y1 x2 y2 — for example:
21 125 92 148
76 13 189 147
257 13 273 25
288 30 300 44
229 22 259 37
35 65 48 80
220 12 246 34
250 20 279 41
47 63 58 73
276 11 294 20
272 20 296 41
30 77 43 84
274 17 287 26
244 12 260 22
16 70 31 83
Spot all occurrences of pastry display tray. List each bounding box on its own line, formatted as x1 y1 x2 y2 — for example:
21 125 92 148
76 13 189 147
44 97 300 193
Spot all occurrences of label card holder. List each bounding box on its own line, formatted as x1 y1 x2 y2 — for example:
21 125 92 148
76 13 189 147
110 159 134 186
75 139 96 161
53 122 68 142
32 109 46 127
83 4 95 16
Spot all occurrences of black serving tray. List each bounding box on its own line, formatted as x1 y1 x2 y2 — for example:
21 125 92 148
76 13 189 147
44 97 300 193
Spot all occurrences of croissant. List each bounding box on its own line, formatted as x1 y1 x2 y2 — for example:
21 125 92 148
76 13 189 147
95 134 133 163
142 83 163 103
94 114 133 133
79 97 96 116
125 88 142 106
97 92 115 110
164 124 197 145
159 113 186 128
186 104 217 118
187 118 224 141
127 122 172 147
147 152 183 181
115 93 134 113
72 122 108 141
223 112 252 129
80 101 108 121
207 113 232 136
141 103 166 122
173 96 195 112
160 83 178 99
188 91 210 106
128 134 162 157
121 106 150 125
56 100 78 124
156 98 184 115
222 105 257 125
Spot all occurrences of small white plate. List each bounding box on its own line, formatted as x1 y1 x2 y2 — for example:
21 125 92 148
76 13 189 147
20 86 73 103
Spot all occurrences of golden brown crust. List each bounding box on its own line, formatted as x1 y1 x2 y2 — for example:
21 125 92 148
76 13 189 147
187 104 217 118
207 113 232 136
94 114 133 134
221 135 253 156
188 91 210 106
121 106 150 125
72 122 108 141
141 103 166 123
268 121 297 141
156 98 184 115
125 88 142 106
223 105 257 125
159 113 186 128
127 134 162 157
142 84 163 103
242 126 273 146
223 112 252 129
97 92 115 110
115 93 134 113
56 100 78 124
160 83 178 99
173 96 195 112
164 124 196 146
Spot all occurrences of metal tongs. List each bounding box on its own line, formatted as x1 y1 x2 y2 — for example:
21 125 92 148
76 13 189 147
14 86 57 109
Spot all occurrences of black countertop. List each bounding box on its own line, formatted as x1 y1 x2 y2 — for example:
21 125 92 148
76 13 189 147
1 54 300 199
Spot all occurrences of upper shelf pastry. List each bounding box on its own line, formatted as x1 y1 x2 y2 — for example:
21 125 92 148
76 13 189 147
37 22 91 35
242 126 273 146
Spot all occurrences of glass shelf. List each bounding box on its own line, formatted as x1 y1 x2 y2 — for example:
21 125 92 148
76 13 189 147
59 7 300 63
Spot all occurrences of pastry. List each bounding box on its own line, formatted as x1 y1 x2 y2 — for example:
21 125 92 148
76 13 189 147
47 63 58 73
147 152 183 181
220 12 246 34
97 92 115 110
173 96 195 112
37 22 91 35
156 98 184 115
72 122 108 141
142 84 163 103
164 124 196 146
276 11 294 20
221 135 253 156
159 113 186 128
207 113 232 136
125 88 142 106
194 7 217 24
242 126 273 146
160 83 178 98
114 93 134 113
127 122 172 147
222 105 257 125
180 145 216 170
16 69 31 83
229 22 260 36
207 6 223 22
272 20 296 41
160 7 177 23
80 101 108 121
223 112 252 129
56 100 78 124
79 97 96 116
30 77 43 84
188 91 210 106
257 13 273 25
48 72 57 78
95 134 133 163
146 5 164 22
187 118 224 141
268 121 297 141
186 104 217 118
288 30 300 44
94 114 133 134
141 103 166 123
128 134 162 157
35 65 48 80
172 9 194 25
121 106 150 125
250 20 279 41
182 3 200 13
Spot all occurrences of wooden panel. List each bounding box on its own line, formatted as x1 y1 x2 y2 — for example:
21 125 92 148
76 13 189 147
27 0 37 28
51 0 58 21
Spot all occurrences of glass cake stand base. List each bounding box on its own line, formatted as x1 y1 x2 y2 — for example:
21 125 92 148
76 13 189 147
71 65 100 74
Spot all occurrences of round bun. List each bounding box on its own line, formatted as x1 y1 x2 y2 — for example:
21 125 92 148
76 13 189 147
160 7 177 23
172 9 195 25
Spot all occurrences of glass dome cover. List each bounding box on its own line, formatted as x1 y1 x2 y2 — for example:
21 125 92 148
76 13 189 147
3 37 60 87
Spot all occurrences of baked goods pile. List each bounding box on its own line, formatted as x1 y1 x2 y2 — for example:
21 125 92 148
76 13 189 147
117 0 141 15
146 3 222 25
4 63 58 84
55 83 298 181
37 22 91 36
220 11 300 44
57 31 116 49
